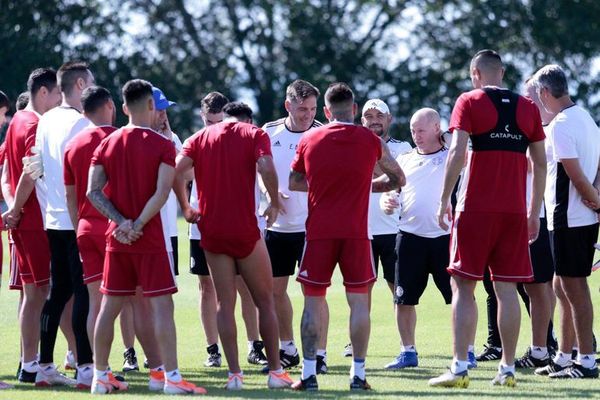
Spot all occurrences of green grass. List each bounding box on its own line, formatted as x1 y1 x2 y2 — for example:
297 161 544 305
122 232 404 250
1 219 600 398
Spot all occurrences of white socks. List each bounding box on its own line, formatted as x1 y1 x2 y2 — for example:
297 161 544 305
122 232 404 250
450 358 469 374
301 359 316 380
351 358 366 380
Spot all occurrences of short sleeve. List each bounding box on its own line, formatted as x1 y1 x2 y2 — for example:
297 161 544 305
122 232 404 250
519 98 546 143
24 124 38 156
553 120 578 160
160 141 176 167
180 132 199 161
91 138 107 166
0 143 5 164
374 135 383 160
291 136 307 174
63 147 75 185
449 93 472 133
254 128 272 160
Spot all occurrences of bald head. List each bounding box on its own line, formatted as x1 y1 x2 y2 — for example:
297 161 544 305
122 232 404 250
470 49 504 88
410 108 443 153
410 108 440 126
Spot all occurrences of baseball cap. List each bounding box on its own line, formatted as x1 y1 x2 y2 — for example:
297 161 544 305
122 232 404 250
362 99 390 115
152 87 176 111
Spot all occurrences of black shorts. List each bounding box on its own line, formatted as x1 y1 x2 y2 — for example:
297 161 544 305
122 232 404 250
171 236 179 276
394 231 452 306
189 239 209 276
550 223 599 278
371 234 397 284
529 218 554 283
265 230 305 277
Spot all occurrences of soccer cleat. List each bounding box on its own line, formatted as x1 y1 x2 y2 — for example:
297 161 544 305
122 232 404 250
149 369 165 391
18 367 37 383
204 344 222 368
476 344 502 362
280 349 300 369
515 348 550 369
247 341 268 365
64 351 76 371
467 351 477 369
122 348 139 372
291 374 318 391
385 351 418 369
491 371 516 387
535 359 570 376
267 370 293 388
16 361 22 379
343 343 353 357
35 364 76 387
143 358 149 369
225 373 243 390
428 370 469 388
91 372 129 394
349 375 371 390
316 355 328 374
164 379 207 395
548 363 599 379
76 365 94 389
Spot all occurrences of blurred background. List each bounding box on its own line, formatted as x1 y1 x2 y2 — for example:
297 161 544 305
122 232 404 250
2 0 600 142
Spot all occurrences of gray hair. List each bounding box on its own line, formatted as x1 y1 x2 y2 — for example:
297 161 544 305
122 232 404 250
534 64 569 98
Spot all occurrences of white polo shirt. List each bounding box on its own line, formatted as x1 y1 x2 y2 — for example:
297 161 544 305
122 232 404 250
163 133 182 238
368 138 412 236
35 105 91 230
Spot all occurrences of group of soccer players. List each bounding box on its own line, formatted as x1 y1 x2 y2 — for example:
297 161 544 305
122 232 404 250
0 47 597 395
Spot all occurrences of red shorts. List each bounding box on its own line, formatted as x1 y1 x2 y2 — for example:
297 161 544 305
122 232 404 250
448 212 533 282
8 238 23 291
297 239 376 294
201 236 257 259
77 234 105 285
12 229 51 286
101 251 177 297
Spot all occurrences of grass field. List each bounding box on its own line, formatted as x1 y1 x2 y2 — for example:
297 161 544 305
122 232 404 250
1 219 600 398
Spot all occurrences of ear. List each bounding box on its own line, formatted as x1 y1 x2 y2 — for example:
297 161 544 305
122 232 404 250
360 116 367 126
386 113 393 124
323 106 331 121
122 103 130 117
148 97 155 111
77 77 86 90
352 103 358 116
284 99 292 113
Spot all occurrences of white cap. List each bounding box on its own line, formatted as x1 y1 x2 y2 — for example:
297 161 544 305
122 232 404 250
362 99 390 115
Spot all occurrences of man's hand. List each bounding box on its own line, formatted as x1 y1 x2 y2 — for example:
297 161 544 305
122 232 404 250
113 219 135 245
263 203 280 228
527 214 540 244
22 146 43 180
1 208 21 229
182 206 200 223
380 191 400 215
437 199 452 231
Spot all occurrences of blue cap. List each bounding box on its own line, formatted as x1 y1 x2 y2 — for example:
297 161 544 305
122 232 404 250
152 87 176 111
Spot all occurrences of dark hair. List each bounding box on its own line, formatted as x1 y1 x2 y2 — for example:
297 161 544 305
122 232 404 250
325 82 354 106
223 101 253 120
122 79 153 107
16 92 29 110
57 61 90 95
27 68 58 96
286 80 320 102
471 49 503 72
82 86 112 114
0 91 9 110
201 92 229 114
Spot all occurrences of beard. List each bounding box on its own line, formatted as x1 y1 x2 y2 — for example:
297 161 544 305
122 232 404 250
368 124 385 136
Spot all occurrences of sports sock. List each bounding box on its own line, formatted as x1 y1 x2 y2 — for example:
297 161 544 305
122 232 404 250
22 360 38 373
95 369 109 380
301 358 316 380
248 341 255 353
317 349 327 360
468 345 474 352
401 345 416 353
271 367 284 375
450 358 469 374
554 351 572 367
151 365 165 373
498 363 515 374
280 340 297 355
530 346 548 359
351 358 366 380
166 369 182 383
578 354 596 369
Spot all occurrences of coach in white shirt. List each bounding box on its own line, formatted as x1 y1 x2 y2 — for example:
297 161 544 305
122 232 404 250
535 64 600 378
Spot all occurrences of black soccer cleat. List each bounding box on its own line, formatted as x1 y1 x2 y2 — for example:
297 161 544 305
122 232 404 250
247 340 268 365
291 374 318 391
350 375 371 390
476 344 502 362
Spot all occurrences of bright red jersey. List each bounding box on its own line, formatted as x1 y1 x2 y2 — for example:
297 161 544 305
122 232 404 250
4 110 45 230
91 126 175 253
291 122 382 240
449 88 545 214
181 121 271 243
64 125 116 237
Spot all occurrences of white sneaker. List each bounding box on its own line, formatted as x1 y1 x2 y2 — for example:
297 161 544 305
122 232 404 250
90 372 129 394
64 351 76 370
225 372 243 390
76 365 94 389
267 370 293 389
35 364 76 387
149 369 165 391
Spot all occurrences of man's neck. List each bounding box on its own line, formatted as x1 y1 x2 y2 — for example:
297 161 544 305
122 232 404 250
129 115 152 128
26 99 44 115
88 115 111 127
285 116 305 132
556 96 575 113
62 94 82 112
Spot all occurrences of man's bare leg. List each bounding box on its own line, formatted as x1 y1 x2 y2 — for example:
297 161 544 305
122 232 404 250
86 281 102 346
198 276 219 347
494 281 520 367
21 284 49 365
94 295 126 371
524 282 553 351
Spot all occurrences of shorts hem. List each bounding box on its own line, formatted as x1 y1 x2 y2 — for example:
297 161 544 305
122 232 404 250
84 273 103 285
297 276 331 287
142 286 178 297
447 268 483 281
489 274 534 283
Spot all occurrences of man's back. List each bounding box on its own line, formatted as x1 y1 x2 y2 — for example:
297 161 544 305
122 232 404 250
91 125 175 253
292 122 381 240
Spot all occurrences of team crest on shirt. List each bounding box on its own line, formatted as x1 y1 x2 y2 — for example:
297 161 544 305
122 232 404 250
395 286 404 298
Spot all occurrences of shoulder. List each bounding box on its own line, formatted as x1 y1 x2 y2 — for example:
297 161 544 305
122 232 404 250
262 117 286 132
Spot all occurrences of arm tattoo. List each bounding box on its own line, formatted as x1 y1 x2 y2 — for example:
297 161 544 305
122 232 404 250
372 139 404 193
289 170 309 192
87 166 126 225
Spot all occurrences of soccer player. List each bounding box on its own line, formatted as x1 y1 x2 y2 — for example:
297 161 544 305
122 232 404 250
533 64 600 379
188 92 268 368
290 83 405 391
1 68 62 384
88 79 205 395
429 49 546 388
175 101 293 390
262 79 329 373
380 108 452 370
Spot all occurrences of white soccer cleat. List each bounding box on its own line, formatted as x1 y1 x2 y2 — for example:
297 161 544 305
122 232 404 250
224 372 243 390
35 364 76 387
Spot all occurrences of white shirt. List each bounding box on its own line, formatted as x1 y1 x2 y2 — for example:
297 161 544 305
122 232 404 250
163 133 182 237
369 138 412 235
35 105 91 230
395 147 450 238
526 125 548 219
188 180 201 240
262 118 322 233
544 105 600 230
